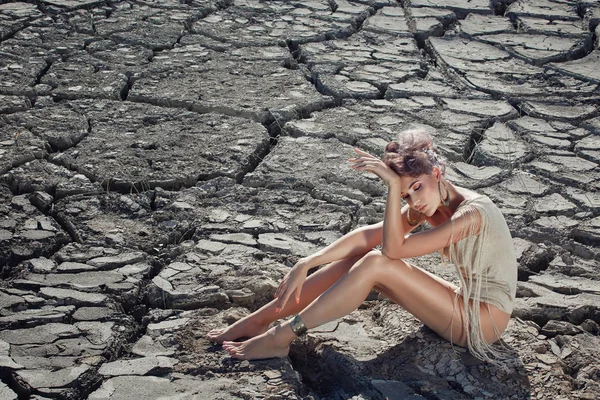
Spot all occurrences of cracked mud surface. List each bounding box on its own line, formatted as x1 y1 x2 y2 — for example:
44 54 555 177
0 0 599 399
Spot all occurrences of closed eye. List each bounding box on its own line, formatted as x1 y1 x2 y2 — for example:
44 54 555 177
412 183 421 191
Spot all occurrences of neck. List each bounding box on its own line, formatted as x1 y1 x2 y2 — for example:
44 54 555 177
426 181 468 226
438 180 465 216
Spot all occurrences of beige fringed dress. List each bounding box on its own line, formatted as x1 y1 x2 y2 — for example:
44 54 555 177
446 194 518 361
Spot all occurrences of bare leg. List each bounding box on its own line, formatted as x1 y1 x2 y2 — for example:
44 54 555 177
206 254 365 343
222 251 511 360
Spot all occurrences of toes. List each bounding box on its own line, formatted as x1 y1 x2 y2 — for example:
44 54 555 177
224 347 236 355
227 345 245 358
222 341 240 351
222 343 232 351
206 328 224 339
223 343 244 356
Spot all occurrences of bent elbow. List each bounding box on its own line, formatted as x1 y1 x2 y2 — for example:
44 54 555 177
381 238 406 260
381 249 405 261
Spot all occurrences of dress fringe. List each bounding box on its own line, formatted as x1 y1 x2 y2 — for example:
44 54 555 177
447 203 513 365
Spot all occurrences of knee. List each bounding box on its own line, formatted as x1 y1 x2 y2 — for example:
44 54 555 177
356 250 406 272
359 249 385 265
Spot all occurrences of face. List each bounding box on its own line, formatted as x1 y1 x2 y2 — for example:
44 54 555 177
399 168 441 217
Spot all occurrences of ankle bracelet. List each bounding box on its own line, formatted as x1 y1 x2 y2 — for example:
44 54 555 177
289 314 307 336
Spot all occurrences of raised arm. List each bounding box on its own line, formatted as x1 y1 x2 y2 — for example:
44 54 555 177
381 179 405 259
350 148 416 259
349 148 481 260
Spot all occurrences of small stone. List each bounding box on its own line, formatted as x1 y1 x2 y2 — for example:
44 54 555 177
208 209 231 223
535 353 556 364
132 335 175 357
28 257 56 273
57 262 97 272
242 219 268 230
209 233 257 246
147 318 190 337
257 233 315 256
88 252 146 269
228 290 255 307
580 319 599 334
29 191 54 211
541 320 581 337
195 240 227 254
39 287 107 306
0 229 13 241
168 262 192 272
76 321 115 344
15 365 90 389
533 193 576 213
169 201 193 211
72 307 115 321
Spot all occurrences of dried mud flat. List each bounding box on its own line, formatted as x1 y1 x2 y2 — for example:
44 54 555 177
0 0 599 399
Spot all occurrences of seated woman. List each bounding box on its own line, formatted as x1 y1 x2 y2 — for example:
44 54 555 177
206 129 517 363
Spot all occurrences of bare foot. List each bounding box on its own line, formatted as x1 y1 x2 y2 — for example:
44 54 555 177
206 316 269 344
222 325 295 360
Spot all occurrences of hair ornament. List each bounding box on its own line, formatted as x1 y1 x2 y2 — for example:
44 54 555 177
422 147 435 158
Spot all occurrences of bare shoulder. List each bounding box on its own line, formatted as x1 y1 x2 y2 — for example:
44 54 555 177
454 186 481 203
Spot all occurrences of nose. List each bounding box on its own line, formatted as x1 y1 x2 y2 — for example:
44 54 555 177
411 197 424 212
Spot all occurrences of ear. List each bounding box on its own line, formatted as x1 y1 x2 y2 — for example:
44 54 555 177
432 166 441 181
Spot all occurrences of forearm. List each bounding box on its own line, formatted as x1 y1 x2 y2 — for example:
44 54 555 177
302 222 383 271
382 183 405 259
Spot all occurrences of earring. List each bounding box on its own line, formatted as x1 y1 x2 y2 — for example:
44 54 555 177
407 207 421 226
439 181 450 207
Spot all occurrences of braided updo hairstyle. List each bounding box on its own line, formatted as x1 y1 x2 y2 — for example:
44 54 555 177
383 129 447 178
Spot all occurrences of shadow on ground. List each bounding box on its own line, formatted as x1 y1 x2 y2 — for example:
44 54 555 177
289 325 531 399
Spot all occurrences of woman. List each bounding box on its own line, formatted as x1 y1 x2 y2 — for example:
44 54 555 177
206 129 517 363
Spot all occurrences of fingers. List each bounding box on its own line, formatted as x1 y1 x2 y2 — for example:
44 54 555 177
274 279 289 311
274 267 306 312
353 147 375 158
349 149 382 170
275 281 285 297
274 273 290 299
350 160 384 172
274 284 286 312
349 159 379 167
276 290 292 313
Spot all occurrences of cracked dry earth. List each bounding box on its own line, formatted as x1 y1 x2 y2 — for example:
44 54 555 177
0 0 599 399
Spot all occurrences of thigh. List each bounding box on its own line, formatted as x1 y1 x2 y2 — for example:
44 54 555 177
372 256 510 346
